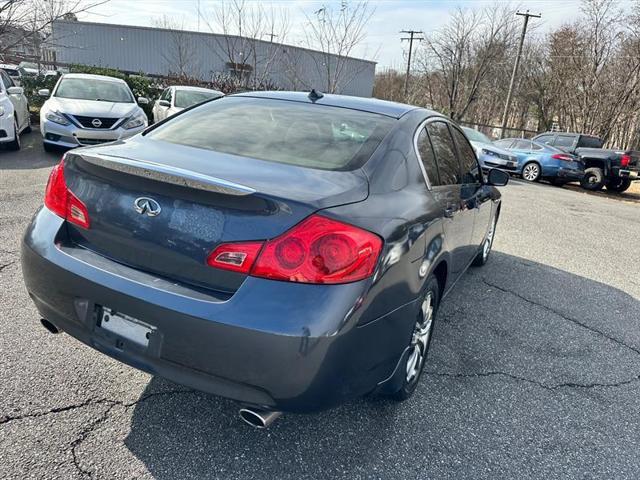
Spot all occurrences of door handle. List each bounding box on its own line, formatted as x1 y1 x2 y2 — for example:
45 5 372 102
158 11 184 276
443 206 455 218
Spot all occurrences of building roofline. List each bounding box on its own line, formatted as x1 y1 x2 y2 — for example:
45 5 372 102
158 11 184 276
53 19 377 66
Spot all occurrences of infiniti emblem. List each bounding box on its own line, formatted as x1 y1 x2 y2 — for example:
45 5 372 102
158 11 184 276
134 197 161 217
91 118 102 128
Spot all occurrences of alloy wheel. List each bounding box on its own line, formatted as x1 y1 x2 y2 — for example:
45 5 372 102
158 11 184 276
522 164 539 181
405 292 434 383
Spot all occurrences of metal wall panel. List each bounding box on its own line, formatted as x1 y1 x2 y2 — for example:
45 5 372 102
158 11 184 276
51 21 375 97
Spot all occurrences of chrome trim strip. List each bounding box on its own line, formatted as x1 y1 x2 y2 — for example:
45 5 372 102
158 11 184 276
413 118 434 190
74 152 256 196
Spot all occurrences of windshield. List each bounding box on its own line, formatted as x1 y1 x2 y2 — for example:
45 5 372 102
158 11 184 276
175 90 222 108
55 78 134 103
462 127 491 144
147 97 395 171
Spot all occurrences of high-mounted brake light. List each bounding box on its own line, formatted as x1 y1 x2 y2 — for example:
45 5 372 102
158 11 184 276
621 154 631 168
44 159 90 229
207 215 383 284
551 153 575 161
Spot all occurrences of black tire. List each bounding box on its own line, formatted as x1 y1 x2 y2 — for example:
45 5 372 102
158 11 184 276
472 214 497 267
389 275 440 401
6 117 20 151
580 167 605 191
605 177 632 193
521 162 541 182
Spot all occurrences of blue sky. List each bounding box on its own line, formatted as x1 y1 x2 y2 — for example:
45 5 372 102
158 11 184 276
78 0 635 68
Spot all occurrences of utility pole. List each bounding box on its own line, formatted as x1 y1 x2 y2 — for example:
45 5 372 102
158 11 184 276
400 30 424 98
499 10 541 139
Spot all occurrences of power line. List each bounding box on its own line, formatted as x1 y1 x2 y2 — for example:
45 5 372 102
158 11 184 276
400 29 424 98
500 10 541 139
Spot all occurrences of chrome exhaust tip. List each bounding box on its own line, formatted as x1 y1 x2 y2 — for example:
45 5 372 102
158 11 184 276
40 318 60 334
239 408 282 429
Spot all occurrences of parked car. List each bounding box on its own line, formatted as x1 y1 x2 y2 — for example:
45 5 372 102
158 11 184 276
39 73 149 152
152 86 224 123
21 91 509 427
493 138 584 185
461 126 519 173
532 132 639 193
0 68 31 150
0 64 27 86
18 61 40 76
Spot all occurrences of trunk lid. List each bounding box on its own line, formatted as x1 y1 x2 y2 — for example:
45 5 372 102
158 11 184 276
62 137 369 293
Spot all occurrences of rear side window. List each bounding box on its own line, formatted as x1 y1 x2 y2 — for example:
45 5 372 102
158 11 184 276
147 97 396 171
426 121 460 185
578 136 603 148
450 126 481 184
416 127 440 185
554 136 575 148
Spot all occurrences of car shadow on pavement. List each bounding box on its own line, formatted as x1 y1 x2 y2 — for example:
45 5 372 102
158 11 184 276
121 251 640 479
0 131 61 170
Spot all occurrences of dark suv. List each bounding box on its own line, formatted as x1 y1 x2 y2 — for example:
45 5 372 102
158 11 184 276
533 132 639 193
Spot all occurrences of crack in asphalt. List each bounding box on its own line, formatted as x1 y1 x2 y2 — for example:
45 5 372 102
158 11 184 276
481 277 640 356
0 260 16 272
425 370 640 392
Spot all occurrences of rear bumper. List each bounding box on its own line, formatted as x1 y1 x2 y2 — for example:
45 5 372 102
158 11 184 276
618 169 640 180
21 208 416 412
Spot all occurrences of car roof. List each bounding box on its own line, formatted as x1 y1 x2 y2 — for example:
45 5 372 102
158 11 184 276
173 86 224 95
535 131 600 139
232 91 421 119
61 73 127 83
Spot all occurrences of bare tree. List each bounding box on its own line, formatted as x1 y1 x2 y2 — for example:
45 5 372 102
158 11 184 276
292 1 374 93
0 0 108 61
202 0 289 89
153 15 199 78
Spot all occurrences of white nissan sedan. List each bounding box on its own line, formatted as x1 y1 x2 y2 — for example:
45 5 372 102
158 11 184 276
39 73 149 152
152 86 223 123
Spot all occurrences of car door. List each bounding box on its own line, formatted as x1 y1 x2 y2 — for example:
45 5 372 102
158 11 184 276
0 71 26 130
423 120 476 280
450 125 493 251
154 88 171 122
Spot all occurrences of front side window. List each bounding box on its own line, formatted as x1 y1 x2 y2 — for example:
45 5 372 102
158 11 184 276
416 127 440 185
426 121 460 185
55 78 134 103
451 126 481 184
146 97 395 171
513 139 532 150
174 90 222 109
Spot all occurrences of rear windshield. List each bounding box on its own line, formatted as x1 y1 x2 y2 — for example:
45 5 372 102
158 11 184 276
174 90 222 108
146 96 395 171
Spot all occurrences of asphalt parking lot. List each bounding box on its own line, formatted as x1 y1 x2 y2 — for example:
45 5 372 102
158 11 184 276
1 131 639 480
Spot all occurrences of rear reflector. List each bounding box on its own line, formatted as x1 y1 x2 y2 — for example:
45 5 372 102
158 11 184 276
207 215 383 284
44 159 90 229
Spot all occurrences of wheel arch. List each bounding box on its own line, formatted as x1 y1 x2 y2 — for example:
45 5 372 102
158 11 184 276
432 259 448 301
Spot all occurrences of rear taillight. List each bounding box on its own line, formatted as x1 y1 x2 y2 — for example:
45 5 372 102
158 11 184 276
621 154 631 168
207 215 383 284
551 153 575 161
44 159 90 229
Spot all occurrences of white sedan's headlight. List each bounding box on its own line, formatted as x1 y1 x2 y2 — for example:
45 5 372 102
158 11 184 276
124 114 147 130
45 111 70 126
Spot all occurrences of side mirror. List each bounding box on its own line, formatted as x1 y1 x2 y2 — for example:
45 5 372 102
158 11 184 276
38 88 50 97
137 96 149 105
158 99 170 107
487 168 509 186
7 86 23 95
